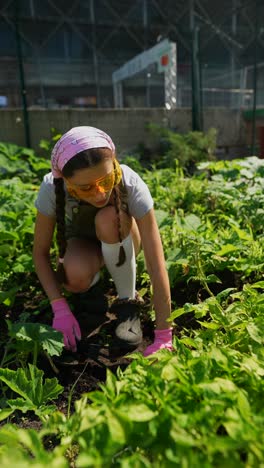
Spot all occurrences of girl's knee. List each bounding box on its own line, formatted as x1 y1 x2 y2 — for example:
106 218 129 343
63 270 95 293
63 258 95 293
62 238 102 292
95 206 132 242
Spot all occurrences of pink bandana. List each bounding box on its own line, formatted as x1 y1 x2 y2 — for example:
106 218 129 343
51 126 115 178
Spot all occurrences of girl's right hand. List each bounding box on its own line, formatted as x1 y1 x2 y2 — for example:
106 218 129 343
51 298 81 352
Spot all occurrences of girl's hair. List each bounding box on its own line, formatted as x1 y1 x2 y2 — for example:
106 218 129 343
54 148 125 284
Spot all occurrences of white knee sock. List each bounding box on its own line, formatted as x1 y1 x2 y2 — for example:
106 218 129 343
90 271 100 288
101 234 136 299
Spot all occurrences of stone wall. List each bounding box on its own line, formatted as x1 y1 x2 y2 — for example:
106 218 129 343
0 108 247 154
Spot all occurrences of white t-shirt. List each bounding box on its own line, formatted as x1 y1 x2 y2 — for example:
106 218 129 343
35 164 154 237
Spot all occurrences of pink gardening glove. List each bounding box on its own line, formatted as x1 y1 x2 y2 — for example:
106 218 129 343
51 298 81 352
143 328 173 357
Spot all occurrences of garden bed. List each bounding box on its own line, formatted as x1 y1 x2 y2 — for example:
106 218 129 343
0 140 264 466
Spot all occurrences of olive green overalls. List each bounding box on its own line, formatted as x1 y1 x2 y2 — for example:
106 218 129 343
65 182 129 242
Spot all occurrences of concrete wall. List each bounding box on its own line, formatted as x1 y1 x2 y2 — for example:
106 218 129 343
0 108 247 155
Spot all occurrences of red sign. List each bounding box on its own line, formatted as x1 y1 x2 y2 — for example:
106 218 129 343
161 54 169 67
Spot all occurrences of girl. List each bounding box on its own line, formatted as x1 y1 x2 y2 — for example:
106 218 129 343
33 126 172 356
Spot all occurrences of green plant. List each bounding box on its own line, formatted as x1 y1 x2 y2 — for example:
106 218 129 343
1 322 64 372
0 141 50 182
0 364 63 422
39 128 62 158
0 425 68 467
1 138 264 466
120 154 144 173
146 123 217 170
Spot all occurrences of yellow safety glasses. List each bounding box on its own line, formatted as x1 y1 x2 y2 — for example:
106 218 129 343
65 159 122 199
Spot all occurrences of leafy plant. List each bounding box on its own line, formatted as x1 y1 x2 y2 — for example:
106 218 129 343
0 141 50 182
39 128 62 158
0 364 63 422
146 123 217 170
0 425 68 467
4 322 64 371
1 137 264 466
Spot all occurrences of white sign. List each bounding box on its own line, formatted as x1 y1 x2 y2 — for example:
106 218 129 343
112 39 172 83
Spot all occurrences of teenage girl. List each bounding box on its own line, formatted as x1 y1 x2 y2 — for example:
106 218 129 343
33 126 172 356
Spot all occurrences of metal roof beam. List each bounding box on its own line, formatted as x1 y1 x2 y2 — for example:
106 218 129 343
45 0 110 64
40 0 81 48
98 0 144 51
196 0 243 53
150 0 191 52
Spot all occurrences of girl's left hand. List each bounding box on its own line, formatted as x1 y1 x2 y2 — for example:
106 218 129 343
143 328 173 357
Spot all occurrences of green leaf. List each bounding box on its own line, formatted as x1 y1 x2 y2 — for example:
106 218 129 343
241 357 264 376
250 281 264 289
0 364 63 418
223 419 243 439
240 168 254 179
0 426 68 466
0 368 30 401
123 403 157 422
155 209 169 227
0 408 15 422
40 377 64 401
197 321 220 330
103 369 117 398
216 288 236 301
106 409 127 444
198 378 237 395
161 358 190 385
9 322 64 356
180 337 199 348
206 274 222 284
209 347 229 367
215 244 240 256
170 424 196 447
246 322 263 344
170 307 186 320
0 286 21 306
183 214 201 231
7 397 35 413
237 391 251 420
0 244 15 257
0 231 19 241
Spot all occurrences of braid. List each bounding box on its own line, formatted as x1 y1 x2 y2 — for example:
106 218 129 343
54 178 67 283
113 185 126 267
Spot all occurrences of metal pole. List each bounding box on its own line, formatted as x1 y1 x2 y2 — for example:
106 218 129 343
199 39 203 131
190 0 202 130
251 0 258 155
29 0 46 108
14 0 31 147
90 0 101 107
192 26 202 130
143 0 150 107
231 0 237 108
